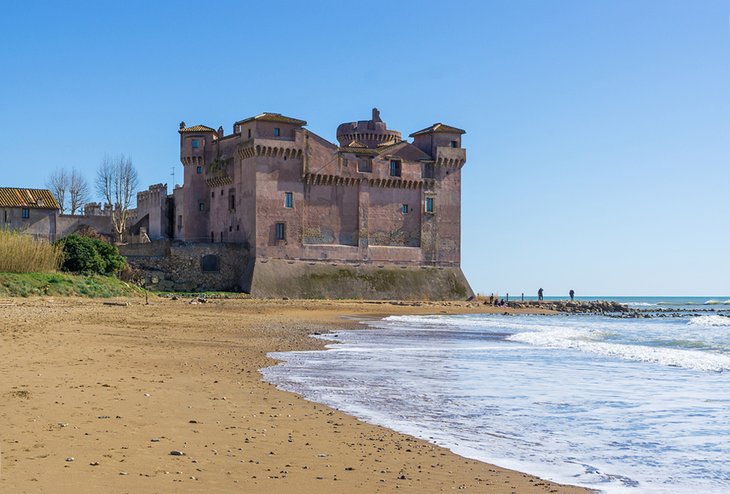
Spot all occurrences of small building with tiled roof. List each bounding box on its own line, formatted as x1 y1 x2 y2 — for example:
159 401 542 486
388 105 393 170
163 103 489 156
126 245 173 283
0 187 60 241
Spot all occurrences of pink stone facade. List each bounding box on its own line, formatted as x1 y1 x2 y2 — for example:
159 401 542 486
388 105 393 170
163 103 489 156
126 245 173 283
174 109 467 268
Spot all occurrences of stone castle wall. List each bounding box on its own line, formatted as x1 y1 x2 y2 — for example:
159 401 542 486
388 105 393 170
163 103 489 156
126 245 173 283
119 240 249 292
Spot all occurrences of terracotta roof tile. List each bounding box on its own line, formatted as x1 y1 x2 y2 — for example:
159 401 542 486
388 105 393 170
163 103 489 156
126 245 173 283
179 124 217 133
338 146 380 155
235 113 307 127
409 123 465 137
0 188 60 209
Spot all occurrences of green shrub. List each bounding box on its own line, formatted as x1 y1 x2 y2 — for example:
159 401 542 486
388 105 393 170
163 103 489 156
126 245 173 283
57 234 126 275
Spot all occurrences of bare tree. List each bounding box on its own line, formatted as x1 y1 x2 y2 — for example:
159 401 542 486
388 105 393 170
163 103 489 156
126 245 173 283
96 154 139 242
68 167 90 215
46 168 69 213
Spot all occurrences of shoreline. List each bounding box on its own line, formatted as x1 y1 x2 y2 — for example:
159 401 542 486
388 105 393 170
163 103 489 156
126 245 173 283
0 297 590 493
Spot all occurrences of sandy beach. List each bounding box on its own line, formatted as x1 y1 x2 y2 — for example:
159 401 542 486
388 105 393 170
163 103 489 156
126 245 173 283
0 297 590 493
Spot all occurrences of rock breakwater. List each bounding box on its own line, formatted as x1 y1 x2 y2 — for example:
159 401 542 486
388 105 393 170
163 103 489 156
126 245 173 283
508 300 631 315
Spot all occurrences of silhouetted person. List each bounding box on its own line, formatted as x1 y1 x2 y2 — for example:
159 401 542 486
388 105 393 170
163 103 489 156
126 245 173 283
569 289 575 301
538 288 544 301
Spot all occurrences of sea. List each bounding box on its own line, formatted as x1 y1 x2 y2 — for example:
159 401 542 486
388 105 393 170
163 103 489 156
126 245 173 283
261 297 730 493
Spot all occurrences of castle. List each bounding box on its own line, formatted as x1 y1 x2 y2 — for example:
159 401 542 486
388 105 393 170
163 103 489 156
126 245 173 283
130 109 473 299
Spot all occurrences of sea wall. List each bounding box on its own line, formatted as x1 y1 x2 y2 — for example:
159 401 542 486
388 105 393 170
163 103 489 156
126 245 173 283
119 240 249 292
246 258 474 300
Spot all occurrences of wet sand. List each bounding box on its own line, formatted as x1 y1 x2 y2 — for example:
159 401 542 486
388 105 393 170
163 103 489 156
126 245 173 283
0 297 590 493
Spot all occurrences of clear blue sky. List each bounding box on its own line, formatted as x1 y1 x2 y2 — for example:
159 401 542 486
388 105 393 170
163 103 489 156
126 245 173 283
1 1 728 296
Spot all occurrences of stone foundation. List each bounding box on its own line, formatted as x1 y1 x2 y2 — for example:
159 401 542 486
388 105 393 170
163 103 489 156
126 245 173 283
246 258 474 300
119 241 249 292
119 241 473 299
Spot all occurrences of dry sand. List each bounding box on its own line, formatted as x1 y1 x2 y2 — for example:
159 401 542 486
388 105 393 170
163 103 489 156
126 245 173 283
0 297 591 493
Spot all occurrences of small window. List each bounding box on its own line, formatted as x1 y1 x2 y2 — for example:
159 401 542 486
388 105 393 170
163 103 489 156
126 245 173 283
211 191 215 198
424 163 435 179
284 192 293 208
274 127 281 137
22 208 30 219
425 197 434 214
229 226 233 232
358 158 372 173
3 210 7 222
229 193 236 211
197 166 203 174
192 139 200 149
220 189 224 196
177 215 182 231
247 128 251 138
199 201 205 212
220 231 224 242
450 140 458 148
390 160 401 177
401 204 409 214
275 222 286 241
236 225 240 231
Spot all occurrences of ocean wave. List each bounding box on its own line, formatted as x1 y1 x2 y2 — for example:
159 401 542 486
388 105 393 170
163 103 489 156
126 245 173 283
380 315 572 334
508 330 730 372
688 315 730 327
626 302 657 307
704 300 730 305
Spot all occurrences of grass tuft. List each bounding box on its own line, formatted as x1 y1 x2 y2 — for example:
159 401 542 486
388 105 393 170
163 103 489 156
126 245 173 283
0 229 61 273
0 272 145 298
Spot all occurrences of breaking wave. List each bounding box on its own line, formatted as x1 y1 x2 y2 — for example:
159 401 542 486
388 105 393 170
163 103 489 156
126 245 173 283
688 315 730 327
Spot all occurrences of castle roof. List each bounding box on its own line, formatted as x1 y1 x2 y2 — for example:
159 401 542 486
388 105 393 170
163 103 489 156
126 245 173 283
0 188 60 210
235 113 307 127
179 124 216 133
409 123 466 137
380 141 434 161
338 145 380 155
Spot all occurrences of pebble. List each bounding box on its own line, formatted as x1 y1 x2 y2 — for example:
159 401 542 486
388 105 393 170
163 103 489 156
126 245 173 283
90 461 100 466
65 457 74 462
170 450 185 456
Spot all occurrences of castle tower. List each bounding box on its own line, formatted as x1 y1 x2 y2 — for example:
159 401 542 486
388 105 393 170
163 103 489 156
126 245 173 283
336 108 402 148
409 123 466 265
179 122 217 242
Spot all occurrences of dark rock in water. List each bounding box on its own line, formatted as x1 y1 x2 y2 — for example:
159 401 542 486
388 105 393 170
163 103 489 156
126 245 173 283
508 300 631 315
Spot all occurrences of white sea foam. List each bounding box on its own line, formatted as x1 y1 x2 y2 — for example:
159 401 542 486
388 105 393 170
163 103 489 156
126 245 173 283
704 299 730 305
688 315 730 327
264 312 730 494
508 331 730 372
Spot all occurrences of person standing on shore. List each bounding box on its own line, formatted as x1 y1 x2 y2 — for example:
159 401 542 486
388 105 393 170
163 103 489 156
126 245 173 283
569 289 575 301
538 288 544 301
